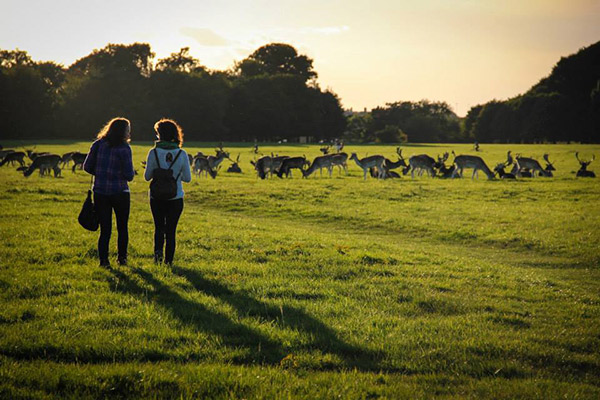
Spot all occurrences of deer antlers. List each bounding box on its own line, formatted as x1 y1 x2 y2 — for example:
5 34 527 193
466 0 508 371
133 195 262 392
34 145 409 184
576 152 595 166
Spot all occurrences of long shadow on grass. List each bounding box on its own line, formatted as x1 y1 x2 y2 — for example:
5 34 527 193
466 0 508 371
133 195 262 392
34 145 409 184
172 265 381 371
106 265 286 364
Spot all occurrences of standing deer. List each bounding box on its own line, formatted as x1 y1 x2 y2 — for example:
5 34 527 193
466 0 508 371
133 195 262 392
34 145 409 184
349 153 386 180
575 152 596 177
23 154 62 177
193 156 217 179
405 154 436 178
0 151 26 167
70 152 87 173
451 151 495 179
514 154 549 177
330 152 349 175
302 154 334 178
277 156 309 178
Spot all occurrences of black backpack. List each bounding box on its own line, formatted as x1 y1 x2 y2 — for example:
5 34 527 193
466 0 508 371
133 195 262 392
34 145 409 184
150 149 182 200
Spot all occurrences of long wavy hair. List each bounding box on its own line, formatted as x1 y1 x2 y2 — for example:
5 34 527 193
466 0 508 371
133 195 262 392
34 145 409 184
154 119 183 147
96 117 131 147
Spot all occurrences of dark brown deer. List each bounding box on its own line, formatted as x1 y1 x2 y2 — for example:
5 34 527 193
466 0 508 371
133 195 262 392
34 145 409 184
277 156 309 178
575 152 595 178
23 154 62 177
0 151 26 167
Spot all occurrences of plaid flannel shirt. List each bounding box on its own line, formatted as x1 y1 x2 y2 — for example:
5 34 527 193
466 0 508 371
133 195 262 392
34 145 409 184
83 139 135 195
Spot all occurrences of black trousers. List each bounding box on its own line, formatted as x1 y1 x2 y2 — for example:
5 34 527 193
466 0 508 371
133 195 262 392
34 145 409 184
150 198 184 263
94 192 130 263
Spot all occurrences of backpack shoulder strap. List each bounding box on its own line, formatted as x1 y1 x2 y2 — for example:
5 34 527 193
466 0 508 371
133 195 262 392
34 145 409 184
153 149 162 168
168 149 183 170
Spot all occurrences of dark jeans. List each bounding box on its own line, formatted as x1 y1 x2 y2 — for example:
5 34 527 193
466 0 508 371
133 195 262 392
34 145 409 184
150 198 184 264
94 192 130 263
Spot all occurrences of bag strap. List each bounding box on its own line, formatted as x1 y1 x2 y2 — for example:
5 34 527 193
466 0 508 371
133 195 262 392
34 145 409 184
153 149 161 168
89 174 94 190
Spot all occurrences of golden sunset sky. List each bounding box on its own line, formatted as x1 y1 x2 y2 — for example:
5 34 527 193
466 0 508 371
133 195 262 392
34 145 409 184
2 0 599 115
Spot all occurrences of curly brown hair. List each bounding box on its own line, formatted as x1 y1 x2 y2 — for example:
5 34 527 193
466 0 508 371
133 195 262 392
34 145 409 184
154 119 184 147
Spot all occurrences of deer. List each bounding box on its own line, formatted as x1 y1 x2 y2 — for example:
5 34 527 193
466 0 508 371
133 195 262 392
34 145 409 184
193 156 217 179
302 154 334 178
330 152 349 175
0 151 26 167
451 151 495 179
251 155 276 179
493 151 516 179
542 154 555 177
319 145 330 155
60 151 76 168
349 153 386 180
0 149 15 161
514 154 549 177
277 156 309 178
575 152 596 178
226 154 242 173
26 149 51 161
23 154 62 177
405 154 436 178
207 149 230 171
70 152 87 173
434 152 456 178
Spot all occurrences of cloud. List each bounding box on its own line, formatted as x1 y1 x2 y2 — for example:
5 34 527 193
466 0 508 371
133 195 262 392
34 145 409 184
301 26 350 35
180 27 230 46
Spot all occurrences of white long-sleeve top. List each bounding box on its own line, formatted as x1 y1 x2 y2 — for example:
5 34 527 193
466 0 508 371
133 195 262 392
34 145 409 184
144 148 192 200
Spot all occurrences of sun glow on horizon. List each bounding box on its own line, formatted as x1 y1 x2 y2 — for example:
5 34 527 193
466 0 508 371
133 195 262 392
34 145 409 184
2 0 599 116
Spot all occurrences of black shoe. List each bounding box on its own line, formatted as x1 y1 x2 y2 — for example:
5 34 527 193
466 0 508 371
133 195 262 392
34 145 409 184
100 259 110 267
117 258 128 266
154 254 163 264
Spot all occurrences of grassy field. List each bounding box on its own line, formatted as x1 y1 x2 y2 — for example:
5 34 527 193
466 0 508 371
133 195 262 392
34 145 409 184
0 141 599 399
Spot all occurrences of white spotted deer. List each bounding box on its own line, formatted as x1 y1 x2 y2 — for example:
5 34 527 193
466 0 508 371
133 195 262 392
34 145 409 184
23 154 62 177
514 154 549 177
451 151 495 179
302 154 334 178
349 153 386 180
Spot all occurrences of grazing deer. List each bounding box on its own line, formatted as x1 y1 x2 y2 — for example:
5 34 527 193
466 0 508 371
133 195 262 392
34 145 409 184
226 154 242 173
514 154 549 177
575 152 596 178
405 154 436 178
23 154 62 177
349 153 386 180
435 152 456 178
0 149 15 161
302 154 334 178
277 156 309 178
330 152 349 175
60 151 76 168
0 151 26 167
451 151 495 179
251 155 273 179
193 156 217 179
70 152 87 173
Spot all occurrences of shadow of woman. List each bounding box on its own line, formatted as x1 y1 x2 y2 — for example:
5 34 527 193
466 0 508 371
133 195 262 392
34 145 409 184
171 266 383 371
105 265 286 364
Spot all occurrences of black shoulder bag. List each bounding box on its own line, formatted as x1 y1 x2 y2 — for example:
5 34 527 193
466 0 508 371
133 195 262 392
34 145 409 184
78 175 99 231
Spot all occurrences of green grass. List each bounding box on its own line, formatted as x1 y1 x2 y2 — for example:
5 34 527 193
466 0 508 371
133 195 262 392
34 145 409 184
0 142 599 399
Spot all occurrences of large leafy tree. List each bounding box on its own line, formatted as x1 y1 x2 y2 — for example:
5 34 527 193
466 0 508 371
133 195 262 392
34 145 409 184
236 43 317 82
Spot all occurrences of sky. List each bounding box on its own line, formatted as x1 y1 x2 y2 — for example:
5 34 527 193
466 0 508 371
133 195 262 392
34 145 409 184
2 0 599 116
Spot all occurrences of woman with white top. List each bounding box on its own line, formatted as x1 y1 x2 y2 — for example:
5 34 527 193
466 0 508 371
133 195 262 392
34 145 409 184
144 119 192 265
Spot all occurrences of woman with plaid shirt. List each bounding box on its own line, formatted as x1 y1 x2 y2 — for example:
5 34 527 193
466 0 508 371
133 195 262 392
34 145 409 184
83 118 135 266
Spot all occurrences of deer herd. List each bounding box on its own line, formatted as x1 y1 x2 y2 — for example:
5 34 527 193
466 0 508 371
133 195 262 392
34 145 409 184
0 144 596 180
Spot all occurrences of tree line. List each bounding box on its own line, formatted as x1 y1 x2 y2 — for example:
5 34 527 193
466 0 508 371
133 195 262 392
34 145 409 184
1 40 598 143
